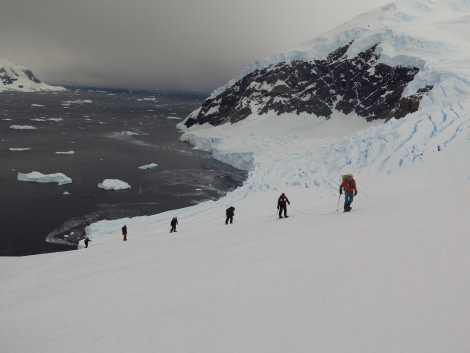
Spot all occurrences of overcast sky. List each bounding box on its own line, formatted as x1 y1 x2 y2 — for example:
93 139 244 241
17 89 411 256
2 0 391 92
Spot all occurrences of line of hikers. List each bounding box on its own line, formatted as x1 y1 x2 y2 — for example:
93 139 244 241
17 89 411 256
84 175 357 247
166 174 357 231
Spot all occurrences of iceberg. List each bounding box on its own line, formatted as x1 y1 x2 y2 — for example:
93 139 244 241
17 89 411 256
17 171 72 185
98 179 131 190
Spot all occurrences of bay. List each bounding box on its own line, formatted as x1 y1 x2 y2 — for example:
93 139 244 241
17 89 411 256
0 88 246 256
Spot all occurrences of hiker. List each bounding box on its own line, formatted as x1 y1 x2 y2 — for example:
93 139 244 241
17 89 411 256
339 174 357 212
170 217 178 233
277 192 290 218
122 225 127 241
225 206 235 224
84 237 91 248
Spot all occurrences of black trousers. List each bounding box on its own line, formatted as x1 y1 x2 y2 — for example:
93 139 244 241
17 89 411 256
225 216 233 224
279 204 287 217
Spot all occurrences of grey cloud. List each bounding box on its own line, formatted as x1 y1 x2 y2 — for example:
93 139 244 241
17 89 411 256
1 0 389 92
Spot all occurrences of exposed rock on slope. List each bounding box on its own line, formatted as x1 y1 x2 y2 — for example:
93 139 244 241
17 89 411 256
185 42 432 128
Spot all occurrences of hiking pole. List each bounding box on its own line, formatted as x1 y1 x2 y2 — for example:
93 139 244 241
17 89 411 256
336 194 342 212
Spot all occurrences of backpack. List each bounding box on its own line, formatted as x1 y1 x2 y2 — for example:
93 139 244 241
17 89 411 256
341 174 355 192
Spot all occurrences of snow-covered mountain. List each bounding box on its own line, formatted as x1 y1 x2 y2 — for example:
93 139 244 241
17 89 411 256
177 0 470 183
2 1 470 352
185 0 469 127
0 59 66 92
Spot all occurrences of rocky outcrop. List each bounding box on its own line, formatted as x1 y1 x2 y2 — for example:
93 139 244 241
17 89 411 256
0 67 39 87
185 42 432 128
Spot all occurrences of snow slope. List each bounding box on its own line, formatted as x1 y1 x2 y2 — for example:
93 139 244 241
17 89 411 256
1 152 469 353
1 0 470 352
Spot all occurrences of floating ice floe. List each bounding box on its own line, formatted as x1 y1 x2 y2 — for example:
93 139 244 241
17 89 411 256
55 151 75 155
167 116 182 120
31 117 64 122
9 148 31 151
10 125 37 130
17 171 72 185
98 179 131 190
121 131 138 136
138 163 158 170
61 99 93 106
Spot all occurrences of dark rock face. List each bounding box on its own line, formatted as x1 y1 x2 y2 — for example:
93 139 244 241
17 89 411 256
24 69 41 84
0 67 42 86
0 68 17 85
185 42 433 128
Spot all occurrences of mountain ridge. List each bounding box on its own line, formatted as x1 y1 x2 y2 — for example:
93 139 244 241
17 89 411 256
183 0 469 128
184 42 433 127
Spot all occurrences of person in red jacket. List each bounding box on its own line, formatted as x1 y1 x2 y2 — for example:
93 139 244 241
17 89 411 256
339 174 357 212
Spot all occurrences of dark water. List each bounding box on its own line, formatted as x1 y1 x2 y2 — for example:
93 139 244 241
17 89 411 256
0 88 246 256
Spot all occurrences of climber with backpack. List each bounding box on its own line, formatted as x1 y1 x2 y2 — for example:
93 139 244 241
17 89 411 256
339 174 357 212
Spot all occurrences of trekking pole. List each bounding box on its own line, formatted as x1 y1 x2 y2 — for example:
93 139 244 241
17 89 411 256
336 194 342 212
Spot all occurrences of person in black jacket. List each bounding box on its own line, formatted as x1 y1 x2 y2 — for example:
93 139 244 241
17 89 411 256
277 193 290 218
84 237 91 248
170 217 178 233
122 225 127 241
225 206 235 224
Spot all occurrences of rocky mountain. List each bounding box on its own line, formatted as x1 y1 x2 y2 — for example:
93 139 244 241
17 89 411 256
0 59 65 92
185 43 432 127
184 0 468 128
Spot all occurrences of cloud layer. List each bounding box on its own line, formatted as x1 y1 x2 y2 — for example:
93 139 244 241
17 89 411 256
2 0 389 92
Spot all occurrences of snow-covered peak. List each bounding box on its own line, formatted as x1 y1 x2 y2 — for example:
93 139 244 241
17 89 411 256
176 0 470 188
299 0 470 70
0 58 66 92
210 0 470 99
